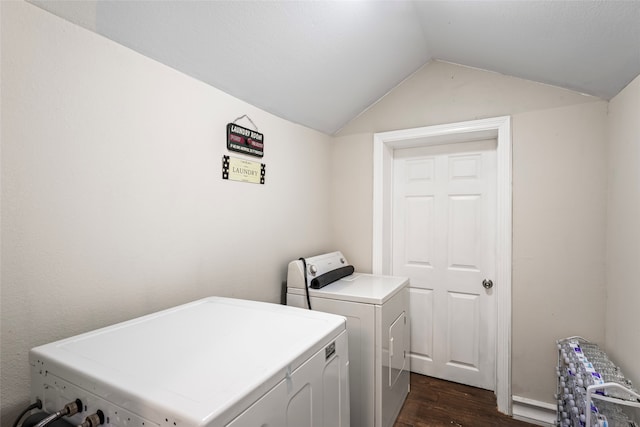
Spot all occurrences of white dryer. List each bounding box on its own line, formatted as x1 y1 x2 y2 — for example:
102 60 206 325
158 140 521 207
29 297 350 427
287 251 410 427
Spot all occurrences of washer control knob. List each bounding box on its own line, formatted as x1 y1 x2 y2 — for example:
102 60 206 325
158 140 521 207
340 258 345 264
309 265 318 276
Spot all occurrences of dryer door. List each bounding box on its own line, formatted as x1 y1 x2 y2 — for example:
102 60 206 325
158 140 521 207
388 311 407 388
377 286 410 427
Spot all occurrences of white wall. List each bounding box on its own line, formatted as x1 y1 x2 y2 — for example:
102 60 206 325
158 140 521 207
333 61 609 404
511 102 607 400
605 73 640 388
1 2 334 423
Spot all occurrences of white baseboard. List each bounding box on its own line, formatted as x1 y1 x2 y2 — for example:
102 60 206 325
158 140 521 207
512 395 557 426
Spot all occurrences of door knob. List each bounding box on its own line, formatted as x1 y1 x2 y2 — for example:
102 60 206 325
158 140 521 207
482 279 493 289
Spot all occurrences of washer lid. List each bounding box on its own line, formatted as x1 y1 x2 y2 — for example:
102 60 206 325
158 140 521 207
30 297 346 426
309 273 409 305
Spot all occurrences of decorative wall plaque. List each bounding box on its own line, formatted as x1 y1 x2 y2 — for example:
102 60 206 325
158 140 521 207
227 123 264 158
222 156 265 184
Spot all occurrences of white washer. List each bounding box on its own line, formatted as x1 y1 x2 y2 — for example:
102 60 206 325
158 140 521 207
30 297 350 427
287 251 410 427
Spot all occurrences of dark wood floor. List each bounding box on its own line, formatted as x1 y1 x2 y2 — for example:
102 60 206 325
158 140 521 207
394 373 538 427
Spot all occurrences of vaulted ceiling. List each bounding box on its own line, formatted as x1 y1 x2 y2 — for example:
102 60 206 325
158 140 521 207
31 0 640 135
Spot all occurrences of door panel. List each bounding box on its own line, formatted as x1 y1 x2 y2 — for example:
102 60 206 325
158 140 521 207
392 140 496 390
448 195 481 270
446 291 479 369
405 196 434 267
408 288 434 373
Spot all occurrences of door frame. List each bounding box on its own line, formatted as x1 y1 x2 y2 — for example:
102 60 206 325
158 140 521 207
372 116 512 415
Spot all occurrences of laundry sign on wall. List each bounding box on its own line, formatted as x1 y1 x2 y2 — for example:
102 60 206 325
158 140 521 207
222 155 265 185
227 123 264 158
223 115 266 184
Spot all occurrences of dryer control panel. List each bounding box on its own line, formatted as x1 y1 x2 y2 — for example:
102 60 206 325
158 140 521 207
287 251 350 290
